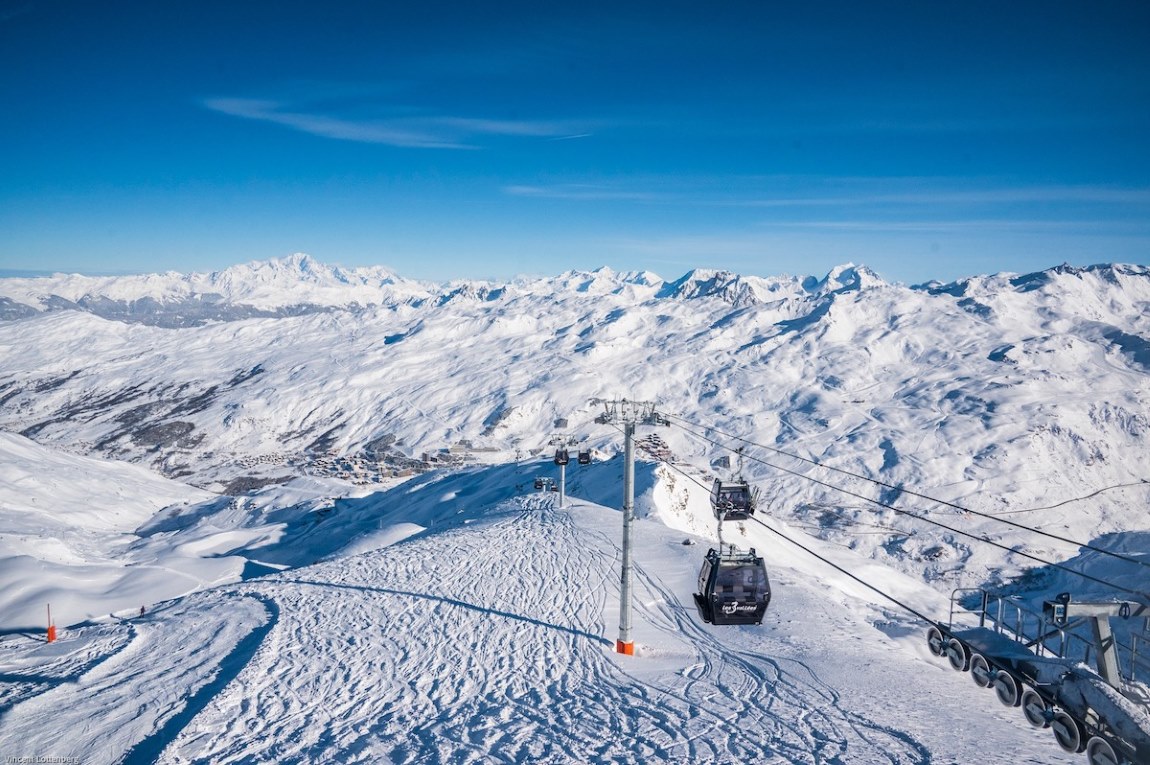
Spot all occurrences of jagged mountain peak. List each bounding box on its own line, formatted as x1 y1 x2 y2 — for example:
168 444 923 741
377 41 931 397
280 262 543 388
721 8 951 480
1009 261 1150 292
205 254 410 290
661 268 745 300
659 267 803 307
800 263 885 295
547 266 665 295
436 281 507 305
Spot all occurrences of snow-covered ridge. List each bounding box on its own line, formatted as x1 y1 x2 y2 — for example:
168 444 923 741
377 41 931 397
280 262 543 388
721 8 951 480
658 268 792 307
0 432 220 627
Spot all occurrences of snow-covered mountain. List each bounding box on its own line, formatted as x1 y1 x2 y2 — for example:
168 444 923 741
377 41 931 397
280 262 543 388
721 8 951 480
1 258 1146 585
1 256 1147 764
0 253 431 325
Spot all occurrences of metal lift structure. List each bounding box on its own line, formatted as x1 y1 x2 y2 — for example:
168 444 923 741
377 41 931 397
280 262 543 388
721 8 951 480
927 590 1150 765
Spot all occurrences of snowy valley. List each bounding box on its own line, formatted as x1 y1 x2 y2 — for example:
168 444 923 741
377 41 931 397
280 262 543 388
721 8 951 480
0 256 1148 764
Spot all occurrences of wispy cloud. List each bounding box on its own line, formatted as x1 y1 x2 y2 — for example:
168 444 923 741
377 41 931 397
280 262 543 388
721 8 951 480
503 184 667 202
766 218 1150 235
723 185 1150 209
501 176 1150 213
203 97 585 149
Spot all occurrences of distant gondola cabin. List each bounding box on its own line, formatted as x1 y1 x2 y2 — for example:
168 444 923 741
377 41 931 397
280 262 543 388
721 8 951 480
710 478 756 522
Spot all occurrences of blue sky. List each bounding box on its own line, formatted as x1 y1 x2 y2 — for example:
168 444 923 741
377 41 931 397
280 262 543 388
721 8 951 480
2 0 1148 284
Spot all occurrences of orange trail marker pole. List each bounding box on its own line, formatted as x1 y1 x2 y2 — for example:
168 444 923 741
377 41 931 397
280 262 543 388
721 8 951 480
46 603 56 643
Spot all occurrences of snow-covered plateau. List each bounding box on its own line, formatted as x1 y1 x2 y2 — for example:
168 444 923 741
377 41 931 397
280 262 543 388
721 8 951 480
0 255 1147 764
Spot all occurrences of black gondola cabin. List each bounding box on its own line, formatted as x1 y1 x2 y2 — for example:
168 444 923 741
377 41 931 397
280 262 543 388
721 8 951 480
693 546 770 626
710 478 756 522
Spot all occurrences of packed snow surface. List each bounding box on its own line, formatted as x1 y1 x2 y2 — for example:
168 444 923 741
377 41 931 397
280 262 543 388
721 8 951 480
0 464 1084 763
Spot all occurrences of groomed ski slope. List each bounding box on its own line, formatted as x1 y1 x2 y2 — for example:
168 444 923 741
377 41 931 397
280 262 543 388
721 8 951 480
0 467 1078 764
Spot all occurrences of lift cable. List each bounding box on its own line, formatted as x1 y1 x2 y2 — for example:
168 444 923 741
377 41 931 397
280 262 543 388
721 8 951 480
654 455 937 627
667 417 1149 600
661 411 1150 574
748 516 937 626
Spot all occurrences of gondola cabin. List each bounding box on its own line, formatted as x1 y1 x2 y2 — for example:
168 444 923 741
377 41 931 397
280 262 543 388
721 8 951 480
554 448 570 466
577 450 592 465
693 546 770 626
710 478 756 522
533 477 544 490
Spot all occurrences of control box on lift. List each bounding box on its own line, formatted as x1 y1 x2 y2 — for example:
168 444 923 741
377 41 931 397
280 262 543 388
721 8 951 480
1044 592 1071 627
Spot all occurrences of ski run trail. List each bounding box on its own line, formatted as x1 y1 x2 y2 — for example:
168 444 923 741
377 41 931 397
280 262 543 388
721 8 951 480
0 482 1078 764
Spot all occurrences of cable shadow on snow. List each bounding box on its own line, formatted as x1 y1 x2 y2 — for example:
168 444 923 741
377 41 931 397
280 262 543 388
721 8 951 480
280 579 613 647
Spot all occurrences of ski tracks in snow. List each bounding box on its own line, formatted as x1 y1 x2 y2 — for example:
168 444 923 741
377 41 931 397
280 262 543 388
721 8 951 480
1 494 932 763
0 593 274 764
161 501 629 763
0 621 136 716
596 521 930 765
154 496 929 764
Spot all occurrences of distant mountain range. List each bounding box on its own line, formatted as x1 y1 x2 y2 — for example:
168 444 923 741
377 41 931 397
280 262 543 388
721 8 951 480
0 254 886 326
12 254 1139 327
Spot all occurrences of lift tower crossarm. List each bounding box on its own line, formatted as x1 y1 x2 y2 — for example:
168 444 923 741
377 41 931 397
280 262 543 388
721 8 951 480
1044 593 1149 689
592 399 669 428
